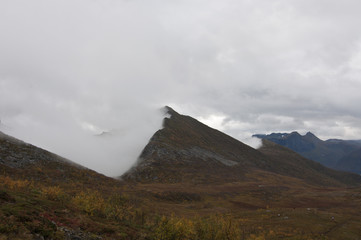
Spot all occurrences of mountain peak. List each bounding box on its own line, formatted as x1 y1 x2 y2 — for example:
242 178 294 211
164 105 175 115
289 131 302 137
122 108 361 186
122 108 265 183
305 131 315 137
304 131 321 142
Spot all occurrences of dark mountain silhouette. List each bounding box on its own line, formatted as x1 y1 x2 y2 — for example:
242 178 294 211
122 107 361 186
253 132 361 169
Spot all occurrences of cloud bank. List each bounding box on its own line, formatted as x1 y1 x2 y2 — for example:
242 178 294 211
1 0 361 175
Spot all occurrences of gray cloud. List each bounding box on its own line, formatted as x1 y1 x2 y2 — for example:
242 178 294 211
1 0 361 175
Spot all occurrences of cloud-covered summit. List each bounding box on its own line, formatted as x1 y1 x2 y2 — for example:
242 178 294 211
1 0 361 175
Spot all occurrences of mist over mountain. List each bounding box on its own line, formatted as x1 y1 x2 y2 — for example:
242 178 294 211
0 107 164 177
2 0 361 238
123 107 361 186
2 107 361 239
0 130 114 185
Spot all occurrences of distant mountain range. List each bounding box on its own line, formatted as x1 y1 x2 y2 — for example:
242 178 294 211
253 132 361 174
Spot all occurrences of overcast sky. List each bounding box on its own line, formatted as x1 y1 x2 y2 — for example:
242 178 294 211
1 0 361 176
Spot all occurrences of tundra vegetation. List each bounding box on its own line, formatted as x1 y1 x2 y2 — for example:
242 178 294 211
1 109 361 239
1 172 361 239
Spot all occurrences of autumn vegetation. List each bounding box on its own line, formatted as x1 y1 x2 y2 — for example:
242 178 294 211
1 172 361 239
1 109 361 239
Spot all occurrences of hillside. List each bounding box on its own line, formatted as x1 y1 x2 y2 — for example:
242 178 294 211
253 132 361 168
0 130 115 188
123 106 266 184
120 107 361 239
258 140 361 186
123 107 361 187
336 147 361 174
0 130 147 239
2 109 361 239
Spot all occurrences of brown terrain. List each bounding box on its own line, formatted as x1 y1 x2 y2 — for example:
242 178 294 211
1 107 361 239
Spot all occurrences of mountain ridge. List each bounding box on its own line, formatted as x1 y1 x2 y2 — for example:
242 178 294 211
2 108 361 239
254 131 361 173
123 107 361 186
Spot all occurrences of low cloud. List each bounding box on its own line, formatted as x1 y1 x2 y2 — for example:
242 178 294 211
241 137 263 149
1 101 164 176
2 0 361 175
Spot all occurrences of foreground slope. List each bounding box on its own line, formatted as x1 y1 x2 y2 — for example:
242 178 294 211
123 107 361 187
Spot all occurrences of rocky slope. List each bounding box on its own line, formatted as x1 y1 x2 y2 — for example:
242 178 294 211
0 130 114 186
122 107 361 186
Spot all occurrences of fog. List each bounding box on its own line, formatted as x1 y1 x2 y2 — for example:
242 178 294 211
1 0 361 175
2 103 164 176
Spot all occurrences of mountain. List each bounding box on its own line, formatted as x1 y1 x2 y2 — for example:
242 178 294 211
253 132 361 169
0 130 114 187
119 107 361 238
336 147 361 174
2 109 361 239
122 106 269 184
258 139 361 186
0 130 140 239
123 107 361 186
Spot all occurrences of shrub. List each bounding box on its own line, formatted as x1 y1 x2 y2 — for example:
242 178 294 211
41 186 67 202
0 176 31 190
72 190 105 217
152 215 244 240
